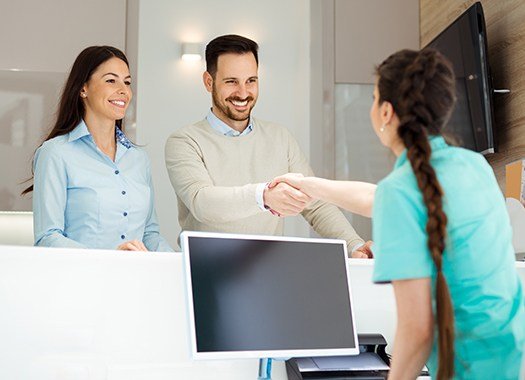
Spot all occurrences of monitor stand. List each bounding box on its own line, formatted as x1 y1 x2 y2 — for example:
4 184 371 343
257 358 273 379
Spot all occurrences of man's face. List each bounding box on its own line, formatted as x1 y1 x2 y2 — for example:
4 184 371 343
204 52 259 129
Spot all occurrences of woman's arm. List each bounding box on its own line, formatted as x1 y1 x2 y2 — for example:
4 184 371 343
33 144 87 249
270 174 376 217
388 277 434 380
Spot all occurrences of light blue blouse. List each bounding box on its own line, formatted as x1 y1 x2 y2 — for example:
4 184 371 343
33 121 173 252
373 136 525 379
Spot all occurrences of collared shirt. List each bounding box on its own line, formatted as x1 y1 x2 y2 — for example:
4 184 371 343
33 120 173 252
206 108 253 137
373 136 525 378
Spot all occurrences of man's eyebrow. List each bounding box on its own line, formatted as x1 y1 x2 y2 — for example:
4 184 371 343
221 76 258 81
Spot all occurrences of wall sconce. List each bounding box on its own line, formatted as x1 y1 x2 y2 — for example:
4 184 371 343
181 42 203 61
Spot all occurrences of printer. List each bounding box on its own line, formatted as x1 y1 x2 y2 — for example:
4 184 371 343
286 334 390 380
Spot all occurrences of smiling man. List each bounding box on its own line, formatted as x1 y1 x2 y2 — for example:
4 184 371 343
165 34 371 257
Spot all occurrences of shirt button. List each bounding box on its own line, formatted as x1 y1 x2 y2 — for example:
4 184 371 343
123 212 128 217
115 170 120 175
121 190 126 195
121 235 125 240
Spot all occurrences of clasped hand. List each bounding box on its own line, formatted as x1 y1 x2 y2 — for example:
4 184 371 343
263 173 312 217
117 240 149 251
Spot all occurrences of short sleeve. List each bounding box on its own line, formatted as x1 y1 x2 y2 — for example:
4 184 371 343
372 180 434 283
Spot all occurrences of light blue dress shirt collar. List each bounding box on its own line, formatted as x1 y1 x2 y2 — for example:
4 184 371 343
67 120 134 162
206 109 253 137
394 135 447 169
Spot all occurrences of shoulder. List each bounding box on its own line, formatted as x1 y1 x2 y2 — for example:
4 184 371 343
35 135 70 163
128 145 151 164
375 166 423 218
251 117 298 147
167 119 210 140
252 117 289 134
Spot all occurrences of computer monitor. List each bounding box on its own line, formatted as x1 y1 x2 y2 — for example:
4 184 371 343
181 231 360 360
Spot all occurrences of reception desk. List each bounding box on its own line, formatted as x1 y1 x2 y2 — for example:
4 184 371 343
0 245 523 379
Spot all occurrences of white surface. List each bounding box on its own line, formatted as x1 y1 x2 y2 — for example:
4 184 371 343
0 211 33 245
135 0 312 249
507 197 525 254
0 246 284 380
1 246 522 379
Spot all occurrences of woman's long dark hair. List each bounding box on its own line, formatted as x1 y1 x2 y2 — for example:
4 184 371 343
376 49 456 379
22 46 129 195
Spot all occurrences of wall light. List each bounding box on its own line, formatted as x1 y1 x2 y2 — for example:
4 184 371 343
181 42 203 61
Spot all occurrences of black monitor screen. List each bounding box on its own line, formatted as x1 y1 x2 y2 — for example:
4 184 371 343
183 233 358 357
426 2 494 154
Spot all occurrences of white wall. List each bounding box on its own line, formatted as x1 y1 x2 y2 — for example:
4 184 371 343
135 0 311 248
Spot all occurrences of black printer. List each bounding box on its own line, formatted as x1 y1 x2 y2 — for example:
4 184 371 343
286 334 390 380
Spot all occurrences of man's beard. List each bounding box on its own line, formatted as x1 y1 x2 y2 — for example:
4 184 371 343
212 87 256 122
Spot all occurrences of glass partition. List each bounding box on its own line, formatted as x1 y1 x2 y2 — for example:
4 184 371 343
0 69 66 211
335 83 394 240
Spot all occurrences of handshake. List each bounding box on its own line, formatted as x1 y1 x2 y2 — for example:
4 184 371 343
263 173 374 259
263 173 313 217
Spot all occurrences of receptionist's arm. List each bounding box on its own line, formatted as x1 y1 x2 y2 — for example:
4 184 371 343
388 277 434 380
270 174 376 217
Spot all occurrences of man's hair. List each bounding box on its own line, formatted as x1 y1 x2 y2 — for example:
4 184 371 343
205 34 259 77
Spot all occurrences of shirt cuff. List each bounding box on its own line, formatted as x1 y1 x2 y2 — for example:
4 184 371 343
256 182 269 212
350 241 365 253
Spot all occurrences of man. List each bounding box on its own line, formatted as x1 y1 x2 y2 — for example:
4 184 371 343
165 34 372 257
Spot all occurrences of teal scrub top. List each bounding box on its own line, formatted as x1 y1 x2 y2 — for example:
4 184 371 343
373 136 525 379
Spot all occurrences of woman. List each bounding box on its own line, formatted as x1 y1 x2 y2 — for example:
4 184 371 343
23 46 172 252
271 49 525 379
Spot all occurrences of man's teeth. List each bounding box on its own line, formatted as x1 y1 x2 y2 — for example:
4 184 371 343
231 100 248 107
110 100 125 106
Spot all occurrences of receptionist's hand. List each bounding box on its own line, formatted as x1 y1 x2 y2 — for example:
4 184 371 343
351 240 373 259
117 240 149 251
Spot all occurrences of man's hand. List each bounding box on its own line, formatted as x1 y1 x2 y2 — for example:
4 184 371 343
263 182 312 217
351 240 373 259
117 240 149 251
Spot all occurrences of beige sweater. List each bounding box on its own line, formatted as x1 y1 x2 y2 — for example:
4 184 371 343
165 118 364 250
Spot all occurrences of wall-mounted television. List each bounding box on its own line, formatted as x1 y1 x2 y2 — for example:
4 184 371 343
425 1 495 155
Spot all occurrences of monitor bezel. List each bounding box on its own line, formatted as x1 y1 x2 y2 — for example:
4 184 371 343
181 231 360 360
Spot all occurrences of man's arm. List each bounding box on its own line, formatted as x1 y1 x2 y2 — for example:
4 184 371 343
284 130 366 250
165 131 264 224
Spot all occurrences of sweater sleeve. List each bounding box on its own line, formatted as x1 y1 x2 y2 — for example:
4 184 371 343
285 130 365 250
165 130 263 225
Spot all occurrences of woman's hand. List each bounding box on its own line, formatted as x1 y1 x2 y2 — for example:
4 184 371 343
117 240 149 251
269 173 308 193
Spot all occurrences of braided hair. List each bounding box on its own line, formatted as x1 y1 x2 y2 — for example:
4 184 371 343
376 49 456 379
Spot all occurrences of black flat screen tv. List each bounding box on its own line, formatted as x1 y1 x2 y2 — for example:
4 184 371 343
425 2 495 154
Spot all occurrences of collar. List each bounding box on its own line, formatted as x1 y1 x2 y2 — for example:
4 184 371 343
67 120 90 142
394 135 448 169
206 109 253 137
67 120 133 149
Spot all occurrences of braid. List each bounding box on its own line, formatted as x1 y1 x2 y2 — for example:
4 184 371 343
379 49 456 380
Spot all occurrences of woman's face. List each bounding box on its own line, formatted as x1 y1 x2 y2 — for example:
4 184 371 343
370 84 383 139
81 57 132 123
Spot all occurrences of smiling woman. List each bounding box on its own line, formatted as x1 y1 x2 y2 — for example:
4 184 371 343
22 46 172 252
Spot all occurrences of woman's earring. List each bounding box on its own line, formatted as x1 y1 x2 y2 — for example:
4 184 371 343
379 124 386 132
80 93 87 98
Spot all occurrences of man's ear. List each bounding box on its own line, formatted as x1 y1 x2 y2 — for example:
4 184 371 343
203 71 213 93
